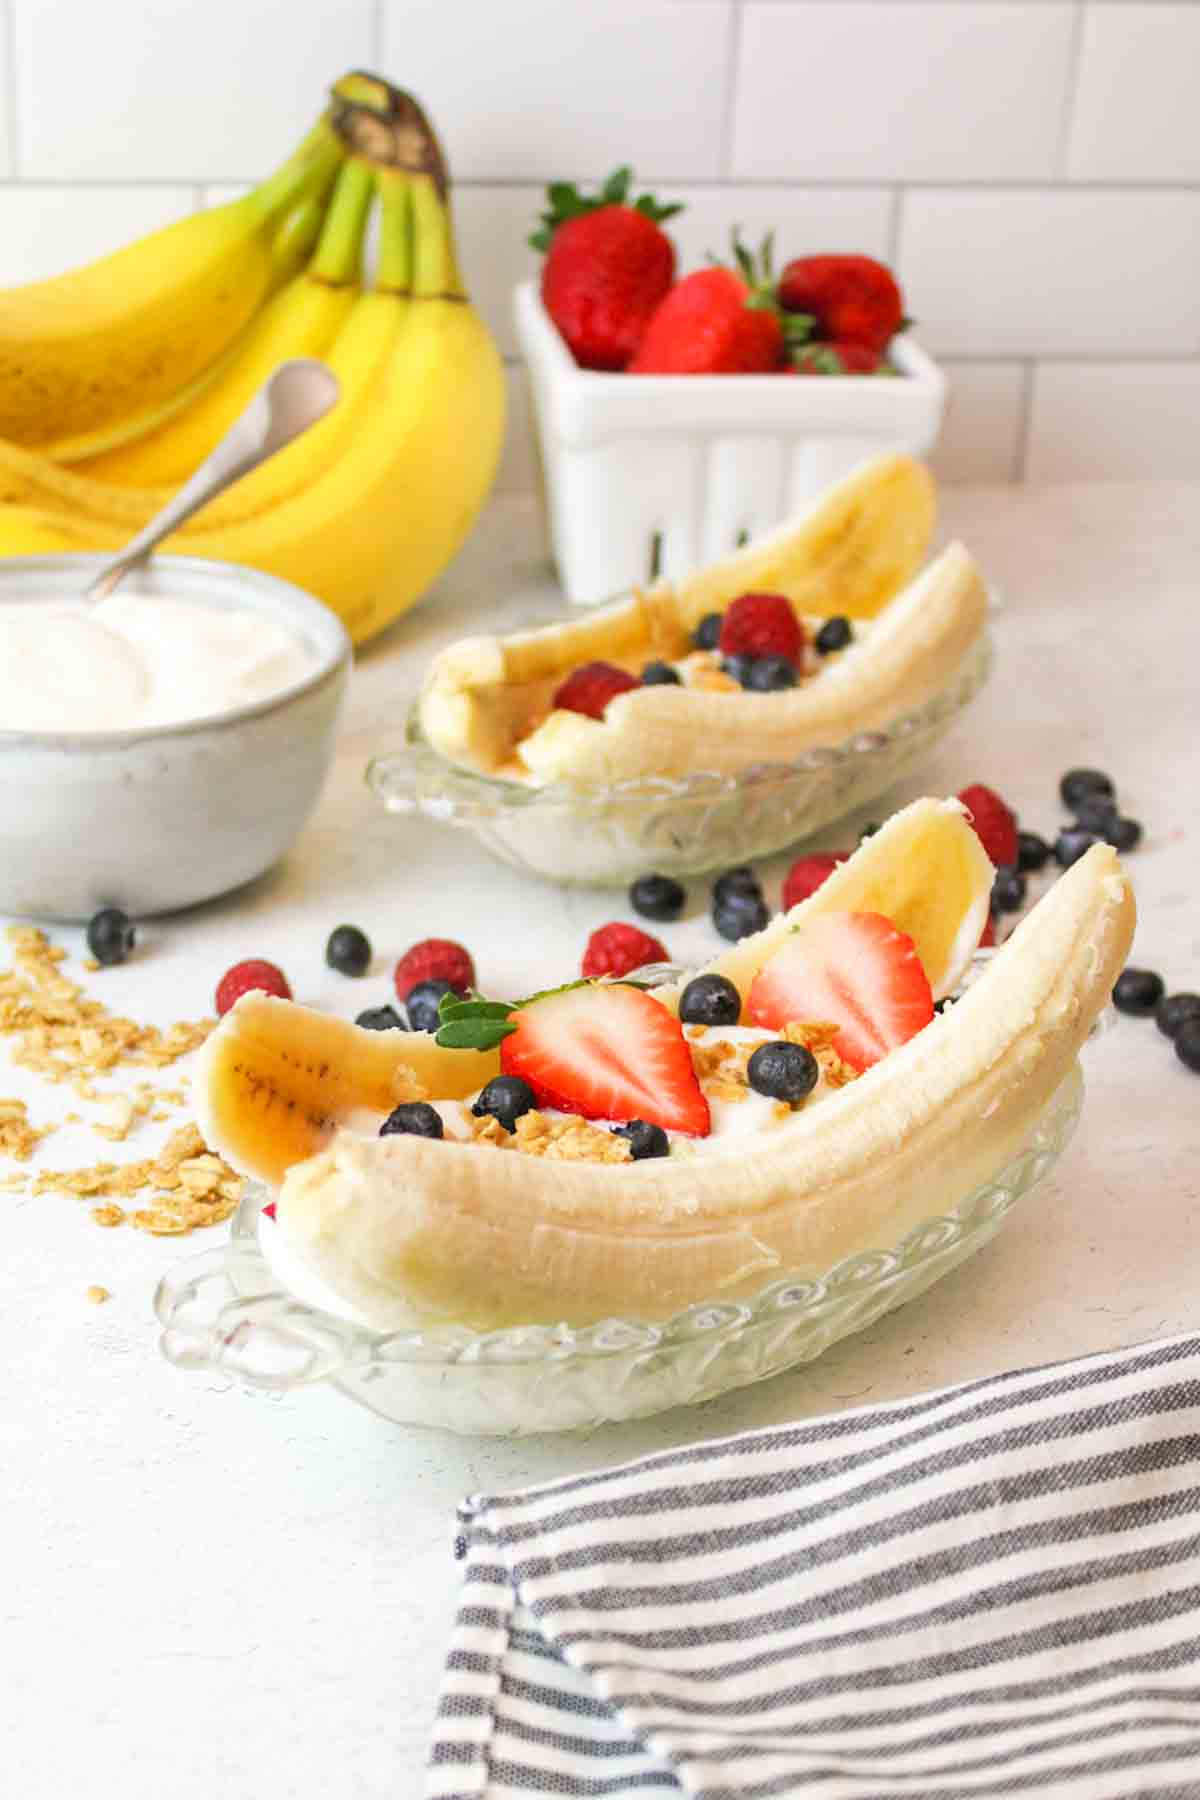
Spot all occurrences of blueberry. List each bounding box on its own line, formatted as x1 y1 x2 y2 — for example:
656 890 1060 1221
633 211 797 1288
356 1004 407 1032
1112 966 1165 1016
1054 827 1100 869
747 1040 819 1103
1072 796 1119 833
693 612 722 650
712 866 761 905
1103 816 1142 853
1060 768 1115 811
325 924 371 977
744 655 797 692
1155 992 1200 1040
1176 1019 1200 1075
86 907 135 967
405 978 456 1033
815 615 853 654
679 973 741 1027
629 872 686 922
934 997 956 1014
611 1118 669 1160
1016 831 1051 873
991 866 1026 915
380 1101 443 1139
713 892 769 942
471 1074 538 1133
642 659 681 686
722 654 755 687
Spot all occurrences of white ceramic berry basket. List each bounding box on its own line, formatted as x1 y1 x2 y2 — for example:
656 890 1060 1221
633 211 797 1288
514 281 948 607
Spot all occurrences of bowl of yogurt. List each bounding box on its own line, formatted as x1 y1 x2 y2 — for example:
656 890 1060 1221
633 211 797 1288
0 555 350 920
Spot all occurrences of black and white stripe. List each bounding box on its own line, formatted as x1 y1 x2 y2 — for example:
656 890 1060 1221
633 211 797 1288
429 1330 1200 1798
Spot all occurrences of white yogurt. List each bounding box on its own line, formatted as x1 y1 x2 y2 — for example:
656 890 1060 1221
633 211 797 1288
0 591 318 733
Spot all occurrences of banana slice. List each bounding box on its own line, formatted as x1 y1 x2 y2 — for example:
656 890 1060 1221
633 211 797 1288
196 801 1133 1332
417 455 983 786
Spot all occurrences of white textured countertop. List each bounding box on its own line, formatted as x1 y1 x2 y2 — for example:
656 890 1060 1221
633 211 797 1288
4 484 1198 1798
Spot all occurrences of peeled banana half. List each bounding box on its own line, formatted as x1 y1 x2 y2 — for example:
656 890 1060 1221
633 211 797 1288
195 799 1134 1332
417 454 986 786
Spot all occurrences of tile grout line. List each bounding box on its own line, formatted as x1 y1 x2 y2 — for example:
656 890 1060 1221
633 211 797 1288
1054 0 1089 182
1013 359 1037 483
887 186 903 266
3 0 18 179
716 0 744 181
0 177 1194 195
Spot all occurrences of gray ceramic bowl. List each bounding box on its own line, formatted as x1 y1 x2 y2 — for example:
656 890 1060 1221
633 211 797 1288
0 555 350 921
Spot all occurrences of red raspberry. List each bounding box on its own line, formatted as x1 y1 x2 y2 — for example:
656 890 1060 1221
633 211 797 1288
718 593 803 665
581 922 669 980
553 661 641 720
215 959 292 1017
957 784 1018 868
393 938 475 1002
781 851 850 911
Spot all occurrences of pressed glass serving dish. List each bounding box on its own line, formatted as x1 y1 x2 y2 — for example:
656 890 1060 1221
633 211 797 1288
366 634 991 886
155 1058 1082 1438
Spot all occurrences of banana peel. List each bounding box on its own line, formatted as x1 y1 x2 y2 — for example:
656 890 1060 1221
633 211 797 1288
195 800 1134 1332
417 454 983 786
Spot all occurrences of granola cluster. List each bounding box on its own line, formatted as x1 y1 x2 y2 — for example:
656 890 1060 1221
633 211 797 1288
467 1105 631 1163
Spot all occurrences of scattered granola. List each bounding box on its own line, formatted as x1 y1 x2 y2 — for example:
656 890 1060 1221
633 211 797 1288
37 1125 243 1234
0 1096 52 1160
86 1285 110 1304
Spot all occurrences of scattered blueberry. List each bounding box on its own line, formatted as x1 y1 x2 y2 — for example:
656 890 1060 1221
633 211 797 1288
815 616 853 654
1155 993 1200 1041
1103 816 1143 853
747 1040 819 1103
611 1118 670 1160
642 659 681 686
1112 967 1165 1016
86 907 135 967
405 978 456 1033
471 1074 537 1133
711 867 762 906
1016 831 1051 873
679 973 741 1027
356 1004 407 1032
325 924 371 977
991 866 1026 914
1072 796 1119 833
1054 826 1100 869
1060 768 1115 812
693 613 722 650
380 1101 443 1139
744 655 797 692
713 891 770 942
629 872 686 922
722 653 755 687
1175 1019 1200 1075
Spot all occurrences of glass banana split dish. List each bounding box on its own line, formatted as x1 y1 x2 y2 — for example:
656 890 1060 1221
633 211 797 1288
370 455 991 885
158 799 1134 1433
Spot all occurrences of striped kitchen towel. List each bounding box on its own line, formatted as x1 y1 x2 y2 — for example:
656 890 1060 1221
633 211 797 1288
428 1330 1200 1799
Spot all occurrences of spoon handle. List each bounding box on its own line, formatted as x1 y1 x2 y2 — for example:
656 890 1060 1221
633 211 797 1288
85 358 340 605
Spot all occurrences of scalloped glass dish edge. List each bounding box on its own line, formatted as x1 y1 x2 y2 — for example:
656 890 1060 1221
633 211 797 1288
366 633 993 885
155 1059 1082 1438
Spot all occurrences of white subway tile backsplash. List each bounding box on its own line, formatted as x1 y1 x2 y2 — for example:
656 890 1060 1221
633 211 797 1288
898 189 1200 356
1068 5 1200 183
1026 361 1200 480
927 362 1027 485
13 0 375 180
669 187 893 273
731 3 1075 181
454 188 543 362
496 365 539 494
380 0 733 182
0 186 194 286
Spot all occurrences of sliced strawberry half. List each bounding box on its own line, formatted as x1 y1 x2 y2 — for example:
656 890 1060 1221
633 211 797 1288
500 982 710 1136
746 910 934 1072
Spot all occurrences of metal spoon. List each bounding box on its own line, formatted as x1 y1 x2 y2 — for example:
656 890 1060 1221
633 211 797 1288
84 358 340 605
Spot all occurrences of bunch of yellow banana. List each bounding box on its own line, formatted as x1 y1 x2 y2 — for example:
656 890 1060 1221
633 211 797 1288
0 76 506 644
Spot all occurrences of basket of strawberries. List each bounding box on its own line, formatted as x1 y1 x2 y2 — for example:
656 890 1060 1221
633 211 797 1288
516 168 945 605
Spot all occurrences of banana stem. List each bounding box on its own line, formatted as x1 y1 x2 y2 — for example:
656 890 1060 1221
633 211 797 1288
376 167 413 293
252 114 345 223
310 157 374 284
407 171 464 299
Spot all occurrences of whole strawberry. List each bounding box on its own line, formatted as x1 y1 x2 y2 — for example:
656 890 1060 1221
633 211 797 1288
631 233 808 375
533 166 682 371
778 254 905 354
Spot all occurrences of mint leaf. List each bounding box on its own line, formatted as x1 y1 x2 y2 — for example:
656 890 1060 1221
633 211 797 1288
436 1018 518 1051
